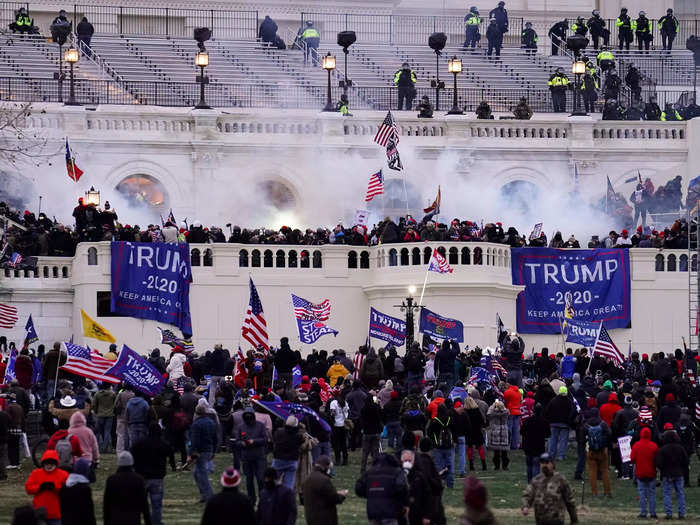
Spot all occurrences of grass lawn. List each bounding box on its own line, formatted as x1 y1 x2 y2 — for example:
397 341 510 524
1 449 696 524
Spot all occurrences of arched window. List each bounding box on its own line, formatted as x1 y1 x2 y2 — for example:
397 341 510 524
667 254 676 271
301 250 310 268
461 247 470 265
87 247 98 266
389 249 398 267
423 247 432 264
680 254 688 272
400 248 409 266
62 267 69 278
437 246 446 259
251 249 261 267
190 249 201 266
312 250 322 268
360 251 370 269
449 247 458 265
203 249 213 267
473 247 483 265
264 250 273 268
348 251 358 269
43 266 49 278
52 266 58 278
288 250 298 268
412 248 421 265
655 253 664 271
276 250 286 268
239 249 249 267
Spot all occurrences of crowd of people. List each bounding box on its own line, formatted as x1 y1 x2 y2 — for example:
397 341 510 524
1 331 700 523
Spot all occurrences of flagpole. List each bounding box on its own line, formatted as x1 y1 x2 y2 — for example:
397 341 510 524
53 343 63 399
402 176 410 216
418 264 430 307
586 322 603 374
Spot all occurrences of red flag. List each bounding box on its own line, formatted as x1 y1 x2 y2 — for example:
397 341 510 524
65 138 83 182
234 347 248 388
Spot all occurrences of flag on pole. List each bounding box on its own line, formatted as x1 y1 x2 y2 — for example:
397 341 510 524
638 170 643 184
373 111 399 147
386 135 403 171
496 314 507 346
0 303 19 329
427 248 452 274
23 315 39 347
606 176 615 202
156 327 194 352
254 400 331 433
65 138 84 182
9 253 22 267
166 209 176 224
241 278 269 351
292 365 302 388
81 309 116 343
61 342 120 383
624 175 638 183
529 223 543 241
423 186 441 214
364 170 384 202
291 294 331 321
3 348 18 383
592 324 624 366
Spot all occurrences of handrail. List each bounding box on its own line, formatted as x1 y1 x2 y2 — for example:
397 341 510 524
76 38 123 83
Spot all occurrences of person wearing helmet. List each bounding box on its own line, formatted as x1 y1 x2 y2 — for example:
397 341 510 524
616 7 633 50
335 93 351 116
633 11 652 52
521 21 538 55
548 19 568 56
393 62 417 110
9 6 32 33
587 10 609 50
547 67 570 112
486 17 503 59
52 9 70 26
596 46 615 73
571 16 588 39
463 6 481 50
658 8 679 51
488 1 509 34
301 20 320 66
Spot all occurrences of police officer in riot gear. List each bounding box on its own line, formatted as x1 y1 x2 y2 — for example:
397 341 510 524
394 62 417 110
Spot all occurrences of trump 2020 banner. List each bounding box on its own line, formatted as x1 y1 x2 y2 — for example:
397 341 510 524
110 242 193 335
419 308 464 342
564 318 601 347
106 344 165 396
511 248 631 334
369 307 406 347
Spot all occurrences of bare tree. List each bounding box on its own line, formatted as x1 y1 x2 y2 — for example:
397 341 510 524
0 102 54 166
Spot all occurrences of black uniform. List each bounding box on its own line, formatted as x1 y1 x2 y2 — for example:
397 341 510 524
394 67 417 110
604 70 621 101
616 10 633 50
659 11 679 51
634 15 652 51
548 21 568 56
486 21 503 58
489 4 509 34
625 66 642 101
587 13 609 50
258 16 278 44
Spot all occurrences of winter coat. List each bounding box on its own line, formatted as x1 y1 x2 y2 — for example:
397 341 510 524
257 484 296 525
303 468 346 525
201 487 256 525
190 415 218 454
486 403 509 450
68 412 99 463
355 454 409 521
360 399 384 435
60 474 97 525
544 396 573 426
327 363 350 387
657 401 681 431
521 414 550 456
599 399 621 426
503 386 522 415
272 425 303 461
25 451 69 520
360 355 384 389
407 463 444 525
465 406 486 446
166 352 186 381
92 388 116 417
630 427 658 479
15 354 34 388
103 466 151 525
131 433 171 480
436 341 460 375
655 431 688 479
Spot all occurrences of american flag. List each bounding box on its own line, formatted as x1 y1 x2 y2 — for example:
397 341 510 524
65 138 84 182
492 358 507 378
593 324 624 366
291 293 331 321
241 278 269 352
9 252 22 267
157 327 194 353
0 303 19 329
364 170 384 202
427 248 453 274
61 342 120 383
688 369 697 386
373 111 399 147
352 351 365 380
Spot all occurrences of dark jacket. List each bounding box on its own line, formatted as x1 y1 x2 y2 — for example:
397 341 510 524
190 416 218 454
502 336 524 371
360 353 384 389
76 19 94 38
236 419 268 460
201 487 256 525
382 398 402 423
436 340 460 375
303 468 346 525
272 425 303 461
257 483 296 525
360 398 384 435
655 431 688 478
544 395 573 426
258 16 278 43
521 412 550 456
131 431 171 480
274 342 297 374
60 478 97 525
103 467 151 525
657 401 681 431
355 454 409 521
407 462 444 525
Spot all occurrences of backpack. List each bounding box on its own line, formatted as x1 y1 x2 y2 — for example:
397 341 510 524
55 434 74 470
435 417 453 449
587 423 604 451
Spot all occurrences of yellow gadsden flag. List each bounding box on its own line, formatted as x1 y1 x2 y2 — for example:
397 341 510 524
81 309 116 343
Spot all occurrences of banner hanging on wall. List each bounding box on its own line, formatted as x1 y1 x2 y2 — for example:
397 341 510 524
511 248 631 334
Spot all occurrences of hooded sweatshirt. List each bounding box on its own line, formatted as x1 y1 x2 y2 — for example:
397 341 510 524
630 427 658 479
68 411 100 462
25 450 69 519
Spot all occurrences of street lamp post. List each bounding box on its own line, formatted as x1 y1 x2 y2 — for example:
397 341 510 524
394 285 421 348
570 60 587 116
64 47 79 106
84 186 100 206
322 52 336 112
194 51 211 110
447 56 464 115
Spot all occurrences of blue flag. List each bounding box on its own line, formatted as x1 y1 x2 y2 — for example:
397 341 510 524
448 386 467 403
106 344 165 396
292 365 302 388
296 319 339 344
419 308 464 342
368 307 406 347
24 315 39 346
255 400 331 433
564 318 601 347
4 348 17 382
469 367 494 384
110 242 193 335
